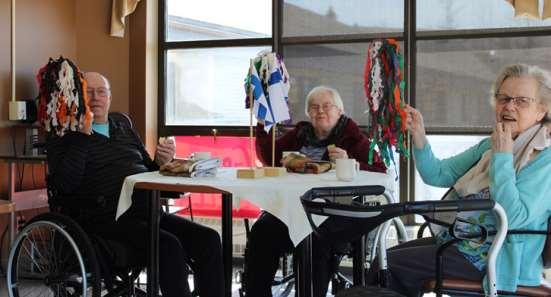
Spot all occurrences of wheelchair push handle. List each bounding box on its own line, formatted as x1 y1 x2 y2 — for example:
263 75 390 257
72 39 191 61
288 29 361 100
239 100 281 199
403 199 495 215
301 185 496 235
305 185 386 199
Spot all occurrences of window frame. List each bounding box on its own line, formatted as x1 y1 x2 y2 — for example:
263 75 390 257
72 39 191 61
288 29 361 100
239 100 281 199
158 0 278 137
158 0 551 205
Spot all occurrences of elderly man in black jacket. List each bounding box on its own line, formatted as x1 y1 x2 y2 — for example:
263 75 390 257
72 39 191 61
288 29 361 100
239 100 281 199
47 72 224 297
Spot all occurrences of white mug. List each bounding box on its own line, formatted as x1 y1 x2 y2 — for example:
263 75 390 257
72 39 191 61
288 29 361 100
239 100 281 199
191 151 211 160
159 136 175 145
336 158 360 181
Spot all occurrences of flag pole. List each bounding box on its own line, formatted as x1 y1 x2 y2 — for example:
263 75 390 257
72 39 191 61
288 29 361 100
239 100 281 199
249 60 254 168
237 59 264 179
271 123 276 167
257 52 287 177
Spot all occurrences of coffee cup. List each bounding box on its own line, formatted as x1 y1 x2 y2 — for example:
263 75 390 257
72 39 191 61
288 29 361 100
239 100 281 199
190 151 211 160
159 136 175 145
336 158 360 181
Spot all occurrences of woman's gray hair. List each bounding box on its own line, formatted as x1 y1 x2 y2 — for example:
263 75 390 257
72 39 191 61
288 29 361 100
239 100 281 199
304 86 345 117
490 64 551 121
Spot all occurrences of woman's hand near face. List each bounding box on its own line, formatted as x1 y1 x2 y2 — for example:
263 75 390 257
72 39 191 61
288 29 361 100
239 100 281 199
328 146 348 161
405 105 427 149
492 122 513 153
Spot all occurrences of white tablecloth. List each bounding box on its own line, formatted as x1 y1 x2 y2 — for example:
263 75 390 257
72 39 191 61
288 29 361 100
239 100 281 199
117 168 394 245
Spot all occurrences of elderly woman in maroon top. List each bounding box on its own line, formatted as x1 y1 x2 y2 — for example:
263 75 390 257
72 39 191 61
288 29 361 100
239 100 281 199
244 86 387 297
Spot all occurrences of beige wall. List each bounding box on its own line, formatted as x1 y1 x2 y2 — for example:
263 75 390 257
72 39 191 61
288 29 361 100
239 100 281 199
0 0 77 271
130 0 157 154
0 0 152 247
0 0 79 206
75 0 130 116
0 0 136 186
0 0 133 153
0 0 77 153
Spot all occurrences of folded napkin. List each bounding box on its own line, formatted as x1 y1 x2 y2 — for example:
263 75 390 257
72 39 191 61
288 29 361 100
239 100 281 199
282 153 333 174
160 158 221 177
189 168 218 178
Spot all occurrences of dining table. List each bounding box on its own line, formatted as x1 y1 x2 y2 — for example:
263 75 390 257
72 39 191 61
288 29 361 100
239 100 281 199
116 167 395 297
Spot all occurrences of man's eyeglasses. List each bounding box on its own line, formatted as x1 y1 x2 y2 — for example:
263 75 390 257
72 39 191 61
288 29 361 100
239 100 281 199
495 93 535 108
86 87 110 98
308 104 337 113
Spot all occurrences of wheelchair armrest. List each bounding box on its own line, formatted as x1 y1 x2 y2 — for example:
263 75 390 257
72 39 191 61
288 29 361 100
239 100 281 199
301 185 496 234
305 185 386 199
403 199 495 214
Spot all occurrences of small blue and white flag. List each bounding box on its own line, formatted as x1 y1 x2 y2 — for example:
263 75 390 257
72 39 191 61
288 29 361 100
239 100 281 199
249 60 275 131
245 52 290 132
266 53 291 126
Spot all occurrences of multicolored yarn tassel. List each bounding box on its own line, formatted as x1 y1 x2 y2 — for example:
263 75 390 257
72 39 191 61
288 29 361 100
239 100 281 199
364 39 408 167
37 57 92 137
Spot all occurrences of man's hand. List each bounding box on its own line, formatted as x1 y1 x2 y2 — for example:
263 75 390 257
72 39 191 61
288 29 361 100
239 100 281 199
492 122 513 153
405 104 427 149
155 137 175 166
79 112 93 135
327 145 348 161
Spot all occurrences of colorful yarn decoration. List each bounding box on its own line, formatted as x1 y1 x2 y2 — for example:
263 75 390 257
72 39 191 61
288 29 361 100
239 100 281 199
36 57 92 137
364 39 408 167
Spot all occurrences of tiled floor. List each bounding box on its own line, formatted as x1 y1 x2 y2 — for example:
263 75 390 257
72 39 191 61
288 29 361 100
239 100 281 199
0 216 410 297
5 215 551 297
12 216 541 297
0 272 444 297
0 264 298 297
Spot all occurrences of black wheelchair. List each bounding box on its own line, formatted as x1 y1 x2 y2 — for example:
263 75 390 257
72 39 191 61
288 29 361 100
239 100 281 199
6 112 145 297
6 211 144 297
6 171 146 297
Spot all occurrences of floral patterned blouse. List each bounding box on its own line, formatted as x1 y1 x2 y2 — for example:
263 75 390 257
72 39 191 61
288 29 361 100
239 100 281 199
435 188 496 271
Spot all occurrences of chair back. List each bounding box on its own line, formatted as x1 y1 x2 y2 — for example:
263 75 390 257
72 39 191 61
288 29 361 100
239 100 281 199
108 112 133 128
45 112 135 212
543 217 551 268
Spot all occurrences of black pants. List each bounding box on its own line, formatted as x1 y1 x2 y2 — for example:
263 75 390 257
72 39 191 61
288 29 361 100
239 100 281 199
244 211 387 297
366 237 485 297
84 211 224 297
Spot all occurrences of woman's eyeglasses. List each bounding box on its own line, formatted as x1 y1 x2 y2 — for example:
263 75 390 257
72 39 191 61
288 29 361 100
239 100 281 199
308 104 337 113
495 93 535 108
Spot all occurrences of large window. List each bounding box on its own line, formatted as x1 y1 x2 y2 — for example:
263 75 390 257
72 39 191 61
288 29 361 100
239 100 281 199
160 0 273 133
166 46 270 126
282 0 403 37
417 0 551 31
416 36 551 131
159 0 551 202
166 0 271 42
411 0 551 204
284 42 404 126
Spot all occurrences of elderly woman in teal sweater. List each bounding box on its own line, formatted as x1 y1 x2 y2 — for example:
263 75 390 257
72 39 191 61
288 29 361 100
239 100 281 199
367 64 551 296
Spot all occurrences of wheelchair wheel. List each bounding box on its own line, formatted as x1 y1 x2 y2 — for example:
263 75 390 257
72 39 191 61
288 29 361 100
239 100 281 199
7 213 101 297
